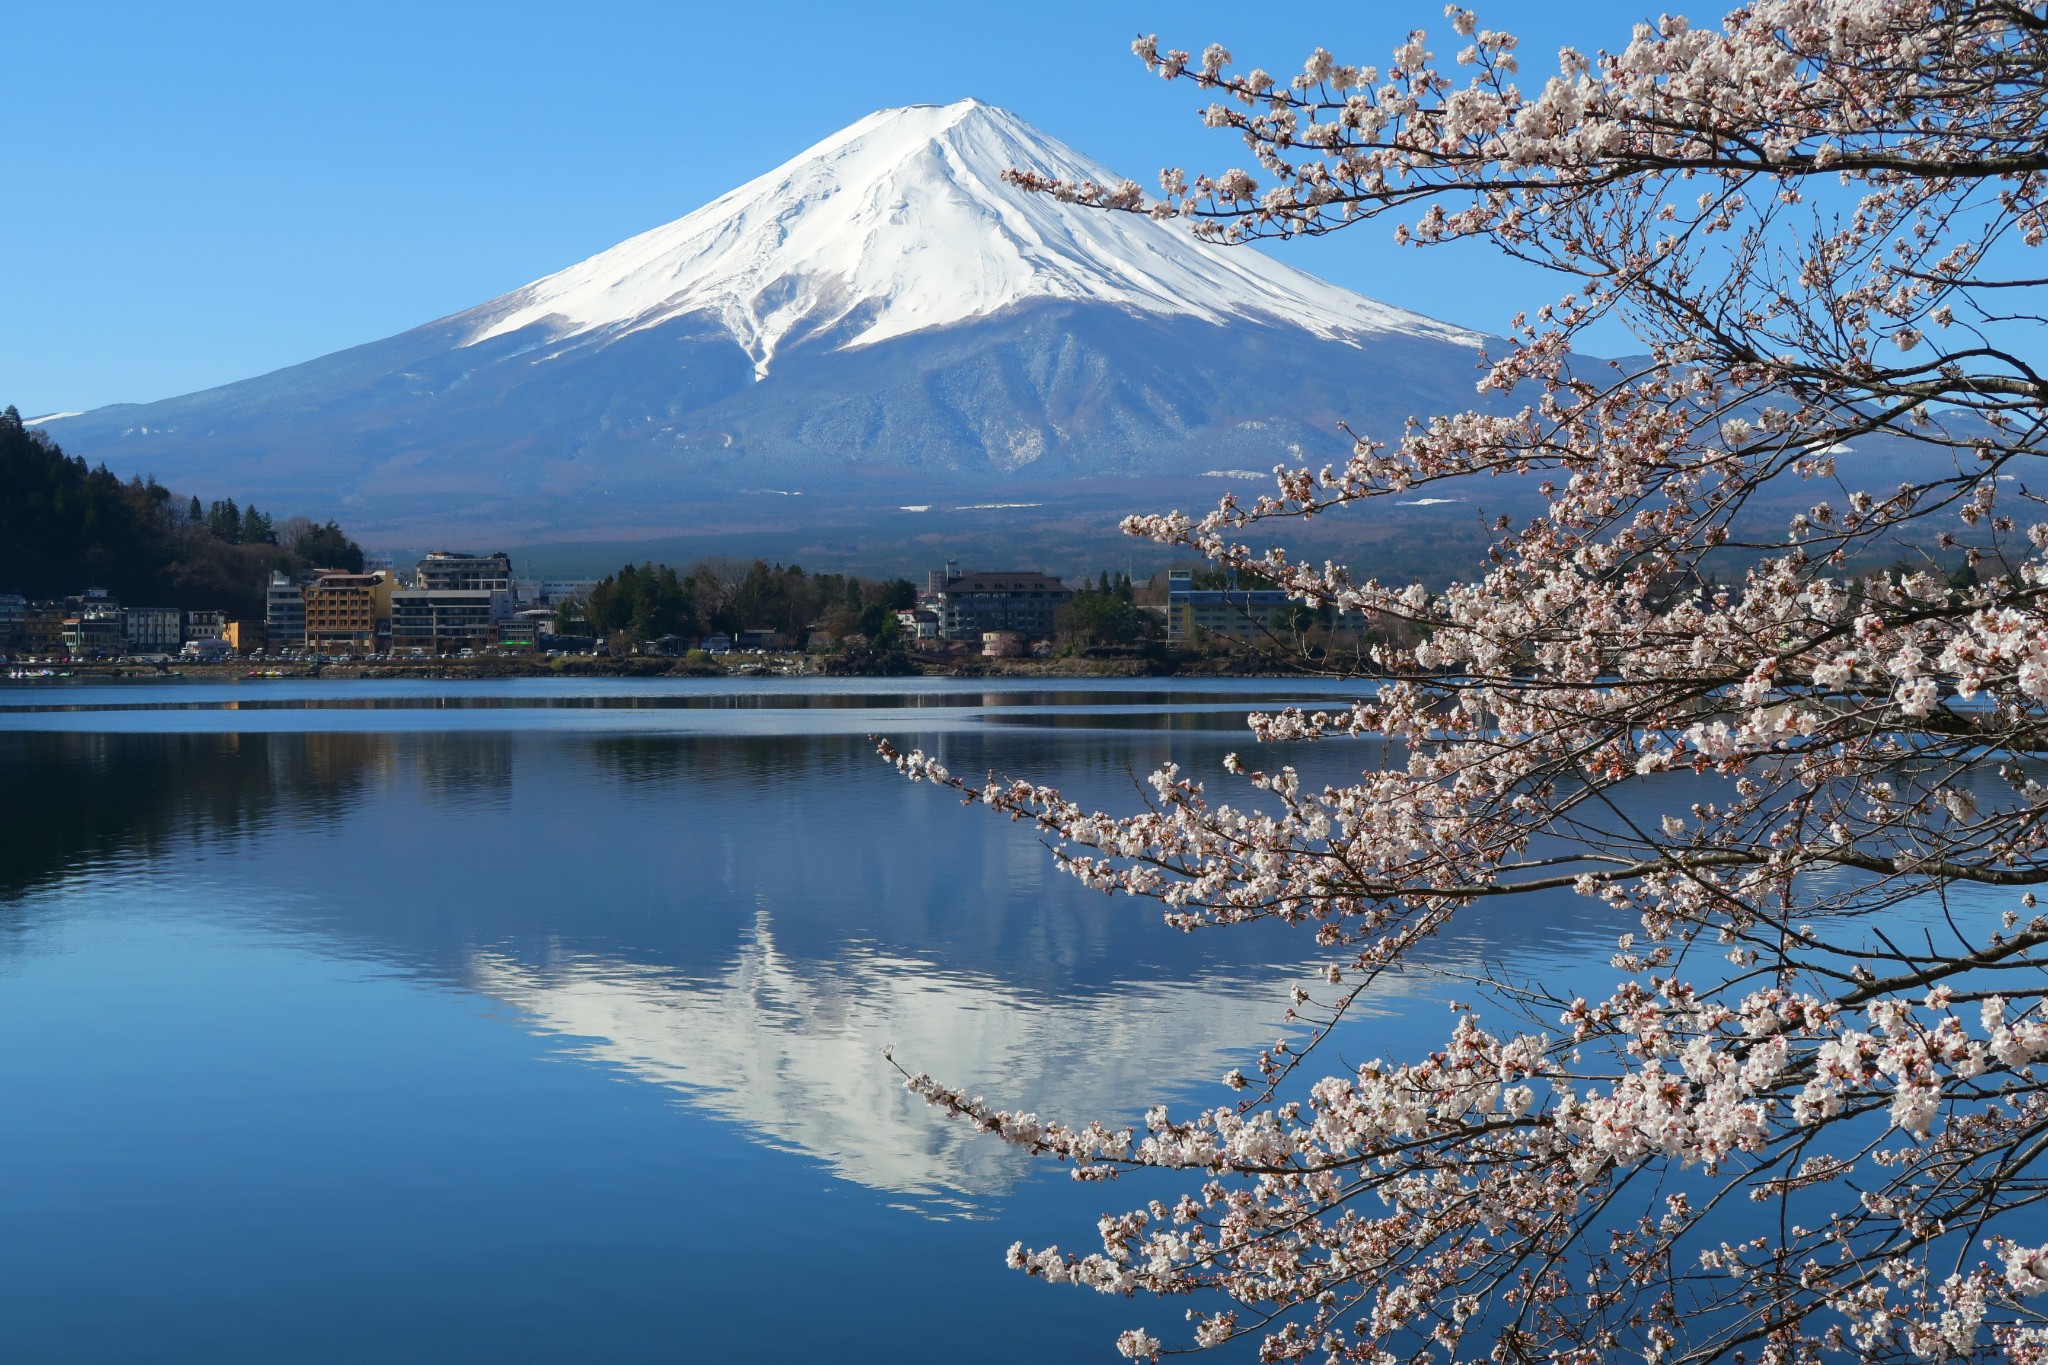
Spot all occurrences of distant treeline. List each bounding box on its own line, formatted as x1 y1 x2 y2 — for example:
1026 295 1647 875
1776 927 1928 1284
581 560 917 644
1056 570 1157 649
0 405 364 618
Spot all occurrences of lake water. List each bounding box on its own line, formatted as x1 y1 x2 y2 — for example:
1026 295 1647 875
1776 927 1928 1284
0 678 1624 1363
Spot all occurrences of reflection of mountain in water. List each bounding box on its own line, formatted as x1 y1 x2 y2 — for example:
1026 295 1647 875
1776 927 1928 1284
0 708 1616 1206
469 909 1399 1209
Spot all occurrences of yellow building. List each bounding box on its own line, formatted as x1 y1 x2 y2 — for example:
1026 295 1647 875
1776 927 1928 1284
303 571 394 655
223 620 268 655
23 607 67 655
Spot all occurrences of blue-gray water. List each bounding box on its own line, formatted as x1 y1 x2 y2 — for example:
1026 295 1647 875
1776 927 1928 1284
0 678 1620 1364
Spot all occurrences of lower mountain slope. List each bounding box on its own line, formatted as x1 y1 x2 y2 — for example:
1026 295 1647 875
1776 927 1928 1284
42 300 1500 540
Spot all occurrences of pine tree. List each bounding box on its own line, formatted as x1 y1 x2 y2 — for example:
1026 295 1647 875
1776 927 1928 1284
239 504 275 546
206 498 241 543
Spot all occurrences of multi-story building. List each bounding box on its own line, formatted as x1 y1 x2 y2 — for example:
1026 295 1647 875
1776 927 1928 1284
303 571 394 655
389 588 511 654
63 615 126 656
895 608 940 644
535 579 597 605
932 568 1073 641
23 604 67 655
414 551 514 594
186 609 229 640
124 606 184 652
496 610 554 652
223 621 266 655
1163 569 1364 644
265 572 311 648
59 590 126 656
514 579 596 607
0 594 26 650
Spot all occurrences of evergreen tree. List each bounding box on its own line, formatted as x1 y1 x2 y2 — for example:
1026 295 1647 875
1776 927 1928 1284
292 521 363 572
206 499 241 543
239 505 275 546
0 404 367 614
868 579 917 611
1055 590 1155 650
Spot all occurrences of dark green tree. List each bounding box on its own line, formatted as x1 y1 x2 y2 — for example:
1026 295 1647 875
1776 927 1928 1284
856 601 902 644
0 403 368 616
551 598 588 635
206 499 241 543
586 562 698 642
1055 591 1157 650
868 579 917 611
293 520 363 572
239 505 275 546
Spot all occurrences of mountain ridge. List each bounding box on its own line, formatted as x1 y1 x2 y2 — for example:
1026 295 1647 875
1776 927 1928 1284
35 99 1502 542
449 99 1480 379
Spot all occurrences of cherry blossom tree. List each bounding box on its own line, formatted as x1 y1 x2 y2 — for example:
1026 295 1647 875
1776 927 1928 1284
879 3 2048 1361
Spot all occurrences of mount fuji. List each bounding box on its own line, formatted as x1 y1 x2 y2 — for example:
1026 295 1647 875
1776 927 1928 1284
36 99 1499 544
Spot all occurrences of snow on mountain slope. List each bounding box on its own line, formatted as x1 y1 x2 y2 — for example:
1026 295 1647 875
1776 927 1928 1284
29 98 1511 541
464 99 1479 379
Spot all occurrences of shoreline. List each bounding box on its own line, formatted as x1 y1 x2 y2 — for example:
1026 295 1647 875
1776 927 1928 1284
6 653 1338 683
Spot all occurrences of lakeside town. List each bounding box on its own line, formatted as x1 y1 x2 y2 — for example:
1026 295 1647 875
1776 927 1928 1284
0 550 1367 677
19 5 2048 1364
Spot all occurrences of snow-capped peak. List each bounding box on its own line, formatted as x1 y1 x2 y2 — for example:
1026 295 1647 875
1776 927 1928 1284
463 98 1480 379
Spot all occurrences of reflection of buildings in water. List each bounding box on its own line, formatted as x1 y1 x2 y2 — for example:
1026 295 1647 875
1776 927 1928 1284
405 734 515 807
467 910 1438 1211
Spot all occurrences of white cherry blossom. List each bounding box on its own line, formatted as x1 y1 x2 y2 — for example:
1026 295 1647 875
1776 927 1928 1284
892 3 2048 1360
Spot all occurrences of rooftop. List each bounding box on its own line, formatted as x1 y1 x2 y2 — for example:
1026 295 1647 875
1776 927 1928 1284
939 572 1070 593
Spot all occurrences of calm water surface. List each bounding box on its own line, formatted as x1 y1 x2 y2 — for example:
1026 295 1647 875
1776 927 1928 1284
0 678 1621 1363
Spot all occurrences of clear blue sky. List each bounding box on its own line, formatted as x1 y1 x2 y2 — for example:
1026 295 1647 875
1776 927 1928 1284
6 0 1656 416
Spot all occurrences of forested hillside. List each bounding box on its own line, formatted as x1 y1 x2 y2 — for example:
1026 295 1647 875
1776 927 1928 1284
0 406 362 617
582 560 918 644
